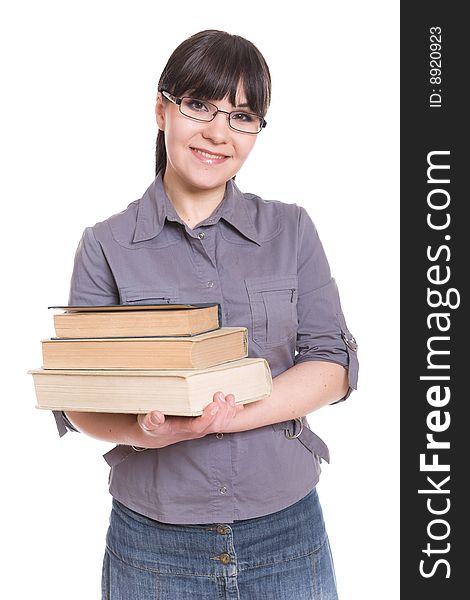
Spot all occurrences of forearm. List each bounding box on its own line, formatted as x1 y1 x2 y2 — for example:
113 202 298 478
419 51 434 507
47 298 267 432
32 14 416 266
64 361 348 444
224 360 349 433
64 390 239 448
64 411 152 446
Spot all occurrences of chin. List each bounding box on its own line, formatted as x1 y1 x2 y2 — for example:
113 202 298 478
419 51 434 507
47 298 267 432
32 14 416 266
187 172 233 191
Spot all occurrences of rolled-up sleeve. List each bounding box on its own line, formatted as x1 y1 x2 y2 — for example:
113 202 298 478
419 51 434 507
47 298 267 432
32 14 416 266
53 226 120 436
293 207 358 401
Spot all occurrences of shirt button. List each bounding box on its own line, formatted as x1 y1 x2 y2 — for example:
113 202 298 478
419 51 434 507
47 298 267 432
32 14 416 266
216 432 224 439
206 281 214 288
219 486 228 495
219 553 231 565
198 232 205 240
216 525 230 535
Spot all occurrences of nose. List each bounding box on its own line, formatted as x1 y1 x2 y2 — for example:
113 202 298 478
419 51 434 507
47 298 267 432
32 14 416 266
201 111 231 143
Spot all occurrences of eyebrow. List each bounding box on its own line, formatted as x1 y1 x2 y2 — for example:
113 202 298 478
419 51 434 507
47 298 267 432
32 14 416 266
192 95 253 111
234 102 257 112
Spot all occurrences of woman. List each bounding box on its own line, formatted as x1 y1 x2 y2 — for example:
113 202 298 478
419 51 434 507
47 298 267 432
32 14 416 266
54 29 358 600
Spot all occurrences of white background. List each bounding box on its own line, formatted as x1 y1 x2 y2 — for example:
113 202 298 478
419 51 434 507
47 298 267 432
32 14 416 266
1 1 399 598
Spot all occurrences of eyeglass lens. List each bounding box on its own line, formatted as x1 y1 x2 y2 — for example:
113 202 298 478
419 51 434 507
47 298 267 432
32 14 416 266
179 97 263 133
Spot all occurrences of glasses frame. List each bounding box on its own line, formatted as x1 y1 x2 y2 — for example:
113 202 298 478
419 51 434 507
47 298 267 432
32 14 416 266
161 90 267 134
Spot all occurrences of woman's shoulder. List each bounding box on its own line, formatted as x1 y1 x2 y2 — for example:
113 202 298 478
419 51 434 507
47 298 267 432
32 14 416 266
236 184 308 242
85 198 140 245
87 181 157 246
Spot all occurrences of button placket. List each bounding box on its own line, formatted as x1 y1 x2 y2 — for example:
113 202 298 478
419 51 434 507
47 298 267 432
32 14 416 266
188 231 218 273
209 525 236 574
195 227 218 269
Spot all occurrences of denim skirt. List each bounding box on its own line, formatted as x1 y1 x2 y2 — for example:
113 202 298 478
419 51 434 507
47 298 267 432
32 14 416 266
102 487 338 600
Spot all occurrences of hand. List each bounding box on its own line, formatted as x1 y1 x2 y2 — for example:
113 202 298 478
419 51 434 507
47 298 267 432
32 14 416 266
136 391 244 448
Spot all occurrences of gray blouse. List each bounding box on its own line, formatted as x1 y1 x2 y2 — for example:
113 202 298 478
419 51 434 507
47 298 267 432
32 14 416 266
53 173 358 524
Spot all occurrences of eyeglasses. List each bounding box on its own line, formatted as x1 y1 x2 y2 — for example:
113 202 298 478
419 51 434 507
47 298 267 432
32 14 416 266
161 90 267 134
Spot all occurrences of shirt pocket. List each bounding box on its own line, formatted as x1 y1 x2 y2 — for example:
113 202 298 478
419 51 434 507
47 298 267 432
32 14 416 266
119 287 179 305
245 275 298 349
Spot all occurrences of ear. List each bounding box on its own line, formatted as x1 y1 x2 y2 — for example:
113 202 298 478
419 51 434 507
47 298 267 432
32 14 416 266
155 92 166 131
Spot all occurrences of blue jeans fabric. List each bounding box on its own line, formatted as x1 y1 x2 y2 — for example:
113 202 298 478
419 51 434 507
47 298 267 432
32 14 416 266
102 488 338 599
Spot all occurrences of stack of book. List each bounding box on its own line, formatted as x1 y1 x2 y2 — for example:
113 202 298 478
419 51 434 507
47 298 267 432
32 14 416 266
28 303 272 416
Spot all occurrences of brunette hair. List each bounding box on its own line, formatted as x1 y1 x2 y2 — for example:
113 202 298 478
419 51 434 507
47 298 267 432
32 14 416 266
155 29 271 176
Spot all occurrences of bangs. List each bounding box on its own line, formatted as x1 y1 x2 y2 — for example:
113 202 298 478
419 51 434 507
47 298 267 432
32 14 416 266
158 31 271 117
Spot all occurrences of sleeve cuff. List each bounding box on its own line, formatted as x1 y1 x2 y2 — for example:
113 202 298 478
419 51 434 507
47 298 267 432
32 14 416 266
53 411 79 437
330 333 359 404
336 317 359 401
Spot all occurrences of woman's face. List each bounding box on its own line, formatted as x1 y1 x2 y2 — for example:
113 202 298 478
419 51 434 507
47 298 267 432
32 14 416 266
155 85 258 196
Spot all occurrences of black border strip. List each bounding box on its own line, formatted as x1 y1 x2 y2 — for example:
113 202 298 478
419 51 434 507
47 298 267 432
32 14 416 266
401 3 466 596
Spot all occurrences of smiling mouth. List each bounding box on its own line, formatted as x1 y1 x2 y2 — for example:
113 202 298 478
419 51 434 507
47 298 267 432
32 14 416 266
190 147 230 160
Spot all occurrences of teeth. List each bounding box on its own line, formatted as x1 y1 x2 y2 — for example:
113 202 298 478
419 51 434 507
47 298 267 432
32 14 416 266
192 148 227 159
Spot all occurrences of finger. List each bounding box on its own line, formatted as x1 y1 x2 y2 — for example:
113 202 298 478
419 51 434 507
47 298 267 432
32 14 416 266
189 402 219 434
208 392 226 423
213 391 226 404
227 400 244 418
138 411 165 432
225 394 235 407
212 398 239 428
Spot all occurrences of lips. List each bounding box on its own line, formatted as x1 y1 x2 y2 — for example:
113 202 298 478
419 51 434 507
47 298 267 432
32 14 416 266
190 146 230 163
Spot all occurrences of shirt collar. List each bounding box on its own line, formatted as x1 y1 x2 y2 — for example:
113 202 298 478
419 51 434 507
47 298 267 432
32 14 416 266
133 173 261 246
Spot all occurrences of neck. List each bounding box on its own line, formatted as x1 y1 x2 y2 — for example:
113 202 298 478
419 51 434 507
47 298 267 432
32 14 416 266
162 169 227 228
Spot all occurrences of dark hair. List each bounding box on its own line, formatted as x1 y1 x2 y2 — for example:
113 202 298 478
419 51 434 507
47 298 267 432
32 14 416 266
155 29 271 176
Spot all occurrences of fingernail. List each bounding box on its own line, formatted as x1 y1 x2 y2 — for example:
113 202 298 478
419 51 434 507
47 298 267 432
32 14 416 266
150 414 162 426
219 393 226 402
211 405 220 415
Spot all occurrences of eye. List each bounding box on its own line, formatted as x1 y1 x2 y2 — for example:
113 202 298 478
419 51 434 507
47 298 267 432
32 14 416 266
231 112 255 123
184 98 210 113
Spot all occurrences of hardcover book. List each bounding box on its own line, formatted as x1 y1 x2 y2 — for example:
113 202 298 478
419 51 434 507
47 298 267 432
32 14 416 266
41 327 247 370
49 303 221 338
28 357 272 416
